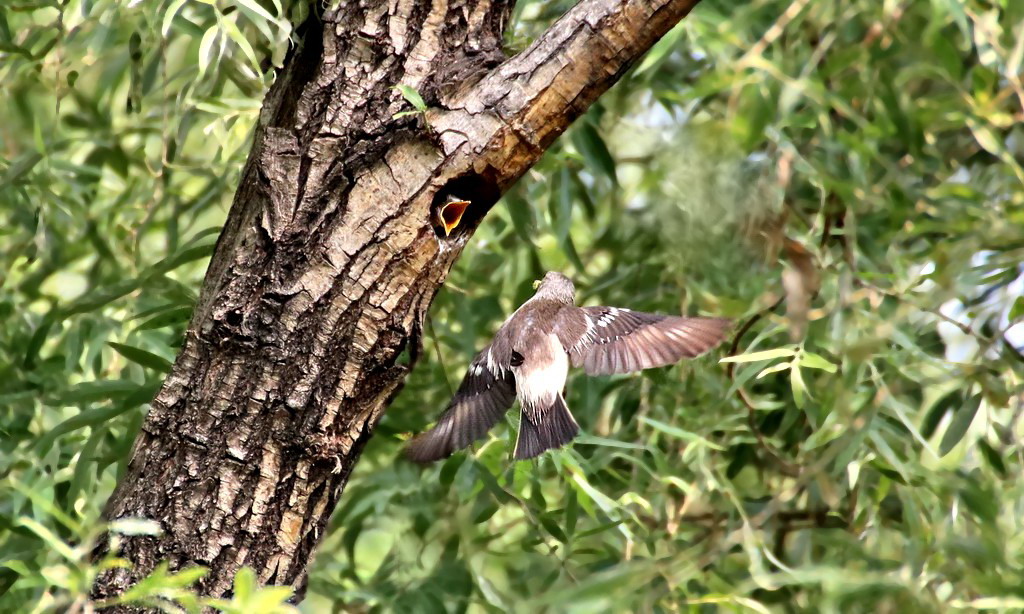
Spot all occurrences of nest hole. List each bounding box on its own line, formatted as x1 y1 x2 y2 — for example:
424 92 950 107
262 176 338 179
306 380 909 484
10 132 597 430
431 171 501 240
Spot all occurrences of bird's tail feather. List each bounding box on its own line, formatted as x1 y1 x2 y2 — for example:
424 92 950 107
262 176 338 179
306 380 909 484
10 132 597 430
514 395 579 460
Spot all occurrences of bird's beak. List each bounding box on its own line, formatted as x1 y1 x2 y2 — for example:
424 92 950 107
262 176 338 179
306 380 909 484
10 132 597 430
436 199 471 236
532 279 541 289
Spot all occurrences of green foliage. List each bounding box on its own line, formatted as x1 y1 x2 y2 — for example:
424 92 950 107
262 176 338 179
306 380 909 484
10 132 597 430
2 0 1024 613
392 84 429 120
1 0 299 610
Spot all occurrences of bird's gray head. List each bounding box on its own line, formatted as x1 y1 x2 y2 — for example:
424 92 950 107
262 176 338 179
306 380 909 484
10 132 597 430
533 272 576 303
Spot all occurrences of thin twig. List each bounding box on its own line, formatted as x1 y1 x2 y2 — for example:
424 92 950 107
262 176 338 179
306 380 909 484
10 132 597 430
425 316 453 396
738 0 813 66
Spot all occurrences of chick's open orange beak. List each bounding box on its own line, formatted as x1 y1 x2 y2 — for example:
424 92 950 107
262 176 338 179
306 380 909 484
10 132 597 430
437 199 471 236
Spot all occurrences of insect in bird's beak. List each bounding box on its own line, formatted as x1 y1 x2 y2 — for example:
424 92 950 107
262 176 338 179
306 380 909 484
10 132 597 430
532 279 542 289
436 198 471 236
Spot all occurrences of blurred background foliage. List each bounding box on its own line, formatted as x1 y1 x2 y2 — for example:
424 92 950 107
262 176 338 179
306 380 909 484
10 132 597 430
2 0 1023 611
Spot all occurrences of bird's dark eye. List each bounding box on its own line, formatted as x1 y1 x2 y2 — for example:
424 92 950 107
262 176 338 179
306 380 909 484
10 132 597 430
510 351 524 367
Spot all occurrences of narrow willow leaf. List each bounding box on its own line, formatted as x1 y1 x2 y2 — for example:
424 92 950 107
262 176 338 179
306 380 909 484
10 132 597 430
503 193 536 245
976 438 1007 478
14 518 77 562
36 382 160 452
939 394 982 456
23 314 55 368
2 151 43 184
790 364 807 408
233 566 257 601
539 514 567 543
161 0 188 36
198 25 219 77
574 434 647 450
108 342 173 373
640 417 725 450
234 0 277 23
799 351 837 373
564 487 578 536
635 21 686 75
219 12 261 74
921 389 961 439
393 84 426 111
49 379 142 405
756 362 791 379
549 166 573 242
1009 295 1024 322
572 122 617 185
720 347 796 363
134 306 193 331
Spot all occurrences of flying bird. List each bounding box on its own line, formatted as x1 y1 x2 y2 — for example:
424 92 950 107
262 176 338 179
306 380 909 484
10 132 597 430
406 272 731 462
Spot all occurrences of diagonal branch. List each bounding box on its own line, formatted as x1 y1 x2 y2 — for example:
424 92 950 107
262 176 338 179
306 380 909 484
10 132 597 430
427 0 703 228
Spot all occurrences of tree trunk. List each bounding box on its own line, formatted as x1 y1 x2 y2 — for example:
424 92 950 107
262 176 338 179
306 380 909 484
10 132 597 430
92 0 702 605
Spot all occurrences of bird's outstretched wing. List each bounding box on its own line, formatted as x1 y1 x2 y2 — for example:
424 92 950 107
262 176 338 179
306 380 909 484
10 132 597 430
406 346 516 463
557 307 731 376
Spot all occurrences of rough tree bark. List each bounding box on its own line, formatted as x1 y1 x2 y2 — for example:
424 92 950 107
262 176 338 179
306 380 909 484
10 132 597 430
92 0 702 605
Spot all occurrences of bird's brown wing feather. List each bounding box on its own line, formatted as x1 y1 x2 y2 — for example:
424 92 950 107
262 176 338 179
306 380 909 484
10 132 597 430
405 346 516 463
557 307 731 376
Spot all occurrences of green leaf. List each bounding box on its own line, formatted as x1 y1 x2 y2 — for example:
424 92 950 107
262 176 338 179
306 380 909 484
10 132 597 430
393 84 426 111
233 0 277 23
233 566 256 602
108 342 173 373
2 151 43 185
218 11 261 75
116 563 207 604
939 394 982 457
48 379 144 405
1009 295 1024 323
439 453 465 489
14 517 78 562
574 434 648 450
720 347 796 363
134 306 193 331
790 364 807 408
564 487 578 537
635 20 685 75
391 110 422 119
967 118 1003 157
23 314 55 368
198 25 219 78
561 233 586 271
921 389 960 439
472 499 499 524
977 438 1007 478
549 166 573 242
572 122 617 185
503 193 536 245
539 514 567 543
161 0 188 36
798 351 837 373
36 382 160 452
756 362 791 379
639 417 725 450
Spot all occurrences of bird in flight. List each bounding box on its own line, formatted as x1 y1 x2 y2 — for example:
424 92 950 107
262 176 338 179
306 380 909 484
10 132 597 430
406 272 730 462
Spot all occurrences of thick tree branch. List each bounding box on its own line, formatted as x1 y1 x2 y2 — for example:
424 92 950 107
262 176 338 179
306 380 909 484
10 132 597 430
428 0 702 227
